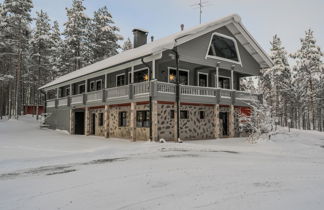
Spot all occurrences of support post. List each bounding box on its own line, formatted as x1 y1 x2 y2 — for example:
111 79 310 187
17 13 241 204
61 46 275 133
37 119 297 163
214 104 220 138
69 109 75 135
130 102 136 141
231 65 234 90
104 105 109 138
229 105 235 137
216 62 220 88
152 100 158 141
85 107 90 136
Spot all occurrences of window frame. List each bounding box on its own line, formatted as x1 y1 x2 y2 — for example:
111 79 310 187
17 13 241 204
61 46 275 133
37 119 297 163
199 111 205 119
99 113 104 126
118 111 127 127
89 81 96 92
116 73 126 87
78 84 86 94
167 67 190 85
128 67 149 84
96 79 103 91
136 110 150 128
198 72 209 87
65 87 70 97
180 110 189 119
205 32 242 66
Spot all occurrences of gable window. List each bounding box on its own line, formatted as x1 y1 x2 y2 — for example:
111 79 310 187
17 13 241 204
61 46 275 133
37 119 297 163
116 74 125 86
180 110 189 119
168 68 189 85
96 80 102 90
118 111 127 127
99 113 104 126
219 77 231 89
198 72 208 87
207 32 241 64
136 110 150 127
129 68 149 84
79 84 85 94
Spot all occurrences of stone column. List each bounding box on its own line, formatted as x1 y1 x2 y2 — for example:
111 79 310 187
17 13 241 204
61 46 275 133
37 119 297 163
69 109 75 135
213 104 220 139
104 105 109 138
173 102 178 142
152 100 158 141
85 107 90 136
130 102 136 141
228 105 235 137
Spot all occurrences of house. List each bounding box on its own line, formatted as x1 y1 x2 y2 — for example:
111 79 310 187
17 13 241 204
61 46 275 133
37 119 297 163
40 14 273 141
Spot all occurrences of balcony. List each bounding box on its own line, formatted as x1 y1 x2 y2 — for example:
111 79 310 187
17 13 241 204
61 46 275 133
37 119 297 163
48 81 260 108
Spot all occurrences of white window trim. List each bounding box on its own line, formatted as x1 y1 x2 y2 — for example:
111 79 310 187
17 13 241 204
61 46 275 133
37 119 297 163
215 75 231 89
96 79 103 90
167 67 190 86
89 81 95 91
205 32 242 66
197 72 209 87
128 67 149 84
65 87 70 96
78 84 85 94
116 73 126 87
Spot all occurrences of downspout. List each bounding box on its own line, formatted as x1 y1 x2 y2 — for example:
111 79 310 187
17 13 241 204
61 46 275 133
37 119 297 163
141 58 153 141
171 48 181 142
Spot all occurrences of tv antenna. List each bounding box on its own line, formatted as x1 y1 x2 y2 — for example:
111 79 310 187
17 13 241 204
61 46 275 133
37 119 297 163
191 0 210 24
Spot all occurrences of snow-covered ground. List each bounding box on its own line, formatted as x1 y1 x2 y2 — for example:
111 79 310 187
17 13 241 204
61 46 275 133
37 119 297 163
0 116 324 210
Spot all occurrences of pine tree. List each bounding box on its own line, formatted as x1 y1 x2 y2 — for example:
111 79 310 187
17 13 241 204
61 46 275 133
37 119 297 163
291 29 322 130
88 6 122 62
50 21 64 78
122 37 133 51
63 0 90 72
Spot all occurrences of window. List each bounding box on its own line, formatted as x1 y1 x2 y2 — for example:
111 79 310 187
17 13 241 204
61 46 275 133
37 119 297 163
207 33 240 63
79 84 85 94
65 87 70 96
180 110 189 119
118 111 127 127
198 73 208 87
199 111 205 119
136 110 150 127
96 80 102 90
129 68 149 84
169 68 189 85
170 110 175 119
90 81 95 91
219 77 230 89
116 74 125 86
99 113 104 126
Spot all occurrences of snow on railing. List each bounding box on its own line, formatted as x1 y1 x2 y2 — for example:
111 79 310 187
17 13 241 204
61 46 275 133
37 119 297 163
87 90 103 102
180 85 215 96
47 99 56 108
134 82 149 95
71 94 83 105
157 81 176 94
58 97 68 106
107 85 129 99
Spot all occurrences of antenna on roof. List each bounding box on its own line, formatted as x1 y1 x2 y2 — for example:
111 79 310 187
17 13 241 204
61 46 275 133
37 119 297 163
190 0 211 24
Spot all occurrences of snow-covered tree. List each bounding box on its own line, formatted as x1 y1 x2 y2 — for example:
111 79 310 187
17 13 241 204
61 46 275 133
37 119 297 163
63 0 90 72
122 38 133 51
87 6 122 62
49 21 65 78
291 29 323 130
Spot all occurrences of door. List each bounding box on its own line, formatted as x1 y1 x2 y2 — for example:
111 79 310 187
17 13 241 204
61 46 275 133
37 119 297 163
219 112 228 136
75 112 85 135
91 113 96 135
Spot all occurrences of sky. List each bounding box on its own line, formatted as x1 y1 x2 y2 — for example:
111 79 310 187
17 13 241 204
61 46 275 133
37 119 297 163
1 0 324 55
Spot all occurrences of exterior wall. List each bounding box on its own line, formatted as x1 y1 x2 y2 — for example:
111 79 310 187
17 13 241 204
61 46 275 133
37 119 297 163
157 103 175 141
135 104 150 140
109 105 131 139
89 108 105 137
46 107 70 131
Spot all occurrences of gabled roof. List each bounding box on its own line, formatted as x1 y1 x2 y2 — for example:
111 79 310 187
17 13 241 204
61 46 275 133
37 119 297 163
41 14 272 90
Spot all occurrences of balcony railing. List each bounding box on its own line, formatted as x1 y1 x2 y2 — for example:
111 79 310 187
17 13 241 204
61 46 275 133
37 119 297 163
49 81 261 108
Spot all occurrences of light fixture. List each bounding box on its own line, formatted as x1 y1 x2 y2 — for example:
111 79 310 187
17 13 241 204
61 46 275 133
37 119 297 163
144 74 149 81
169 73 175 81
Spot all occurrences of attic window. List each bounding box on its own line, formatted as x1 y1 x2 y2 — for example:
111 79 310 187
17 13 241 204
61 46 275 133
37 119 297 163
206 32 241 64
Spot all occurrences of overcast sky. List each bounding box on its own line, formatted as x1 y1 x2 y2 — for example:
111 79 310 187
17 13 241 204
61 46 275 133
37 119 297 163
2 0 324 55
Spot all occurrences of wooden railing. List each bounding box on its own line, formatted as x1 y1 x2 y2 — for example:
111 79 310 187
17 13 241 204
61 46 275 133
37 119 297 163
71 94 83 105
58 97 68 106
220 89 232 98
180 85 215 96
107 85 129 99
87 90 103 102
134 82 149 95
157 81 176 94
47 99 56 108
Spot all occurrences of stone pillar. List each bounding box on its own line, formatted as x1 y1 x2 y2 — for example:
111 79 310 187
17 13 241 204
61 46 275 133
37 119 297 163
104 105 109 138
174 102 178 142
130 102 136 141
229 105 235 137
152 100 158 141
213 104 220 139
85 107 90 136
69 109 75 135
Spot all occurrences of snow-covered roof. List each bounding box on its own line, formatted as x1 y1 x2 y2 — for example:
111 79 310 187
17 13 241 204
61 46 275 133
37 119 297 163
40 14 272 90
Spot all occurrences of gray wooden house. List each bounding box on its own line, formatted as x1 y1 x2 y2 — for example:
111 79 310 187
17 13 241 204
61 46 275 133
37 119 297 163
40 14 272 141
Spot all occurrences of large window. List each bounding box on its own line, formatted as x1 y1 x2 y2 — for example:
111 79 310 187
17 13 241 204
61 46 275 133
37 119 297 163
136 110 150 127
168 68 189 85
219 77 231 89
207 33 240 63
96 80 102 90
79 84 85 94
118 111 127 127
129 68 149 84
198 73 208 87
116 74 125 86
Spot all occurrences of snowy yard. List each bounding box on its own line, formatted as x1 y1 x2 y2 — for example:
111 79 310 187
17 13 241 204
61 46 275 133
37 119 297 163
0 116 324 210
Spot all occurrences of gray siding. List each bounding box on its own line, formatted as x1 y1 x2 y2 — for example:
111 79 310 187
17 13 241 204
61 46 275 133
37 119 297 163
46 107 70 131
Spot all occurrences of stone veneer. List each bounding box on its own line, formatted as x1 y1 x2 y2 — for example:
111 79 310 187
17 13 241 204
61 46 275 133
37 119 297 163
109 105 131 139
89 108 105 137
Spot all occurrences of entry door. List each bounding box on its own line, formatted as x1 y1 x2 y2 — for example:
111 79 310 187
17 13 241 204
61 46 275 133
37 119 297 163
75 112 85 135
219 112 228 136
91 113 96 135
198 73 208 87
